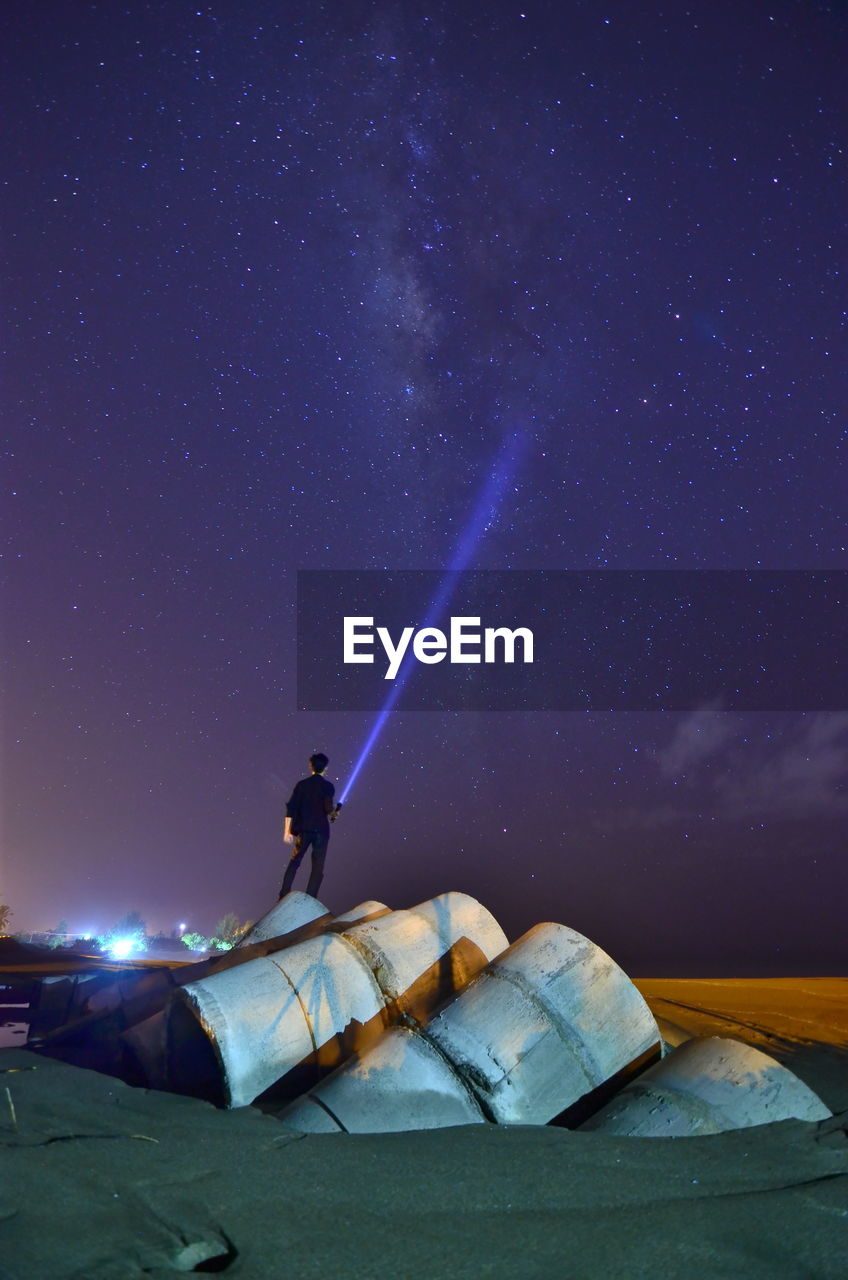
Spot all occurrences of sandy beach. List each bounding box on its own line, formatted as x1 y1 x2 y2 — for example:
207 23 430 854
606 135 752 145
1 977 846 1279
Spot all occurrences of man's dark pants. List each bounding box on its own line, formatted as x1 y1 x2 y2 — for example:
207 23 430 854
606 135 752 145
280 829 329 899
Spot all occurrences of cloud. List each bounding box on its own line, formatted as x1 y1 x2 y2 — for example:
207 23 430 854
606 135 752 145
648 709 848 824
714 712 848 819
655 706 736 779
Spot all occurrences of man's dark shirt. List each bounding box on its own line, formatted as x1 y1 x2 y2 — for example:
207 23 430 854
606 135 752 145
286 773 335 836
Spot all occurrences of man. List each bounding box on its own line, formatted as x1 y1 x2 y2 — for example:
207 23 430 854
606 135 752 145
280 752 336 900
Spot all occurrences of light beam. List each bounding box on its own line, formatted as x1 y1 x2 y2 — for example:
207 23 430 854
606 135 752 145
339 430 527 804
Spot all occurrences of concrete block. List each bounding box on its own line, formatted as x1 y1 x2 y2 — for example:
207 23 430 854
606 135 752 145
237 891 329 947
271 932 388 1070
168 932 386 1106
278 1094 346 1133
166 891 508 1108
169 954 314 1106
342 891 508 1017
580 1035 832 1136
330 901 390 926
278 922 659 1132
280 1025 486 1134
426 922 659 1124
121 1010 167 1088
28 976 76 1037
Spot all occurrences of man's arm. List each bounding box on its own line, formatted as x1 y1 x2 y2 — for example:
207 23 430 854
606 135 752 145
284 783 300 844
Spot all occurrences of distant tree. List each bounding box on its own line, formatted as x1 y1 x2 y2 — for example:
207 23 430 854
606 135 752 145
48 919 69 950
0 903 12 933
213 913 252 945
112 910 147 939
181 931 210 952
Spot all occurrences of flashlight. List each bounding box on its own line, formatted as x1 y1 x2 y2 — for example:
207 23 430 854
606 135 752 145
330 801 344 823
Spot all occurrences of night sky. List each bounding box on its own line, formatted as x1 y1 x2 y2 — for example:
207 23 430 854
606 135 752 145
2 1 846 974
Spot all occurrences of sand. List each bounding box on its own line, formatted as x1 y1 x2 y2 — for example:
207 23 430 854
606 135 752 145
1 979 846 1279
636 977 848 1113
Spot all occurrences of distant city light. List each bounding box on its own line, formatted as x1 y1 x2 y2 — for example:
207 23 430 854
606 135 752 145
108 936 139 960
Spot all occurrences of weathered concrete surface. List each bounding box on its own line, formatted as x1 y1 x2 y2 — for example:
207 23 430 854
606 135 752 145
279 922 660 1132
27 974 78 1037
280 1024 487 1133
427 922 660 1124
236 891 329 946
31 897 333 1045
330 900 390 926
167 892 508 1107
581 1035 832 1136
121 1009 168 1088
168 933 385 1107
341 891 508 1021
27 898 394 1086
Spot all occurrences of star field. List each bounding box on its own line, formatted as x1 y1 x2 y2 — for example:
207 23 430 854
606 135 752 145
1 1 846 971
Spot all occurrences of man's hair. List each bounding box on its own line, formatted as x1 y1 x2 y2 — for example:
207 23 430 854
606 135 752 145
309 752 329 773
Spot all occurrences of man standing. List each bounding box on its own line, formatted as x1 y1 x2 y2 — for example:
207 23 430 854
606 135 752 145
280 752 336 900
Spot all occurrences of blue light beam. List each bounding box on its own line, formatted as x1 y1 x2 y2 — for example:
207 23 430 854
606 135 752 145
339 430 527 804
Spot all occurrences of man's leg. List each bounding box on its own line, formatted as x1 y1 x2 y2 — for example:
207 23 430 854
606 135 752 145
305 832 329 899
280 833 310 898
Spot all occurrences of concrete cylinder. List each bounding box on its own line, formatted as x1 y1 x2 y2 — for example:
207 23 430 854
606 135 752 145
28 976 77 1037
167 891 507 1107
330 901 390 926
280 1025 487 1134
580 1035 832 1136
425 922 660 1124
168 931 385 1107
121 1010 167 1089
341 892 508 1019
122 911 387 1093
279 922 659 1132
236 891 329 947
39 900 387 1059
